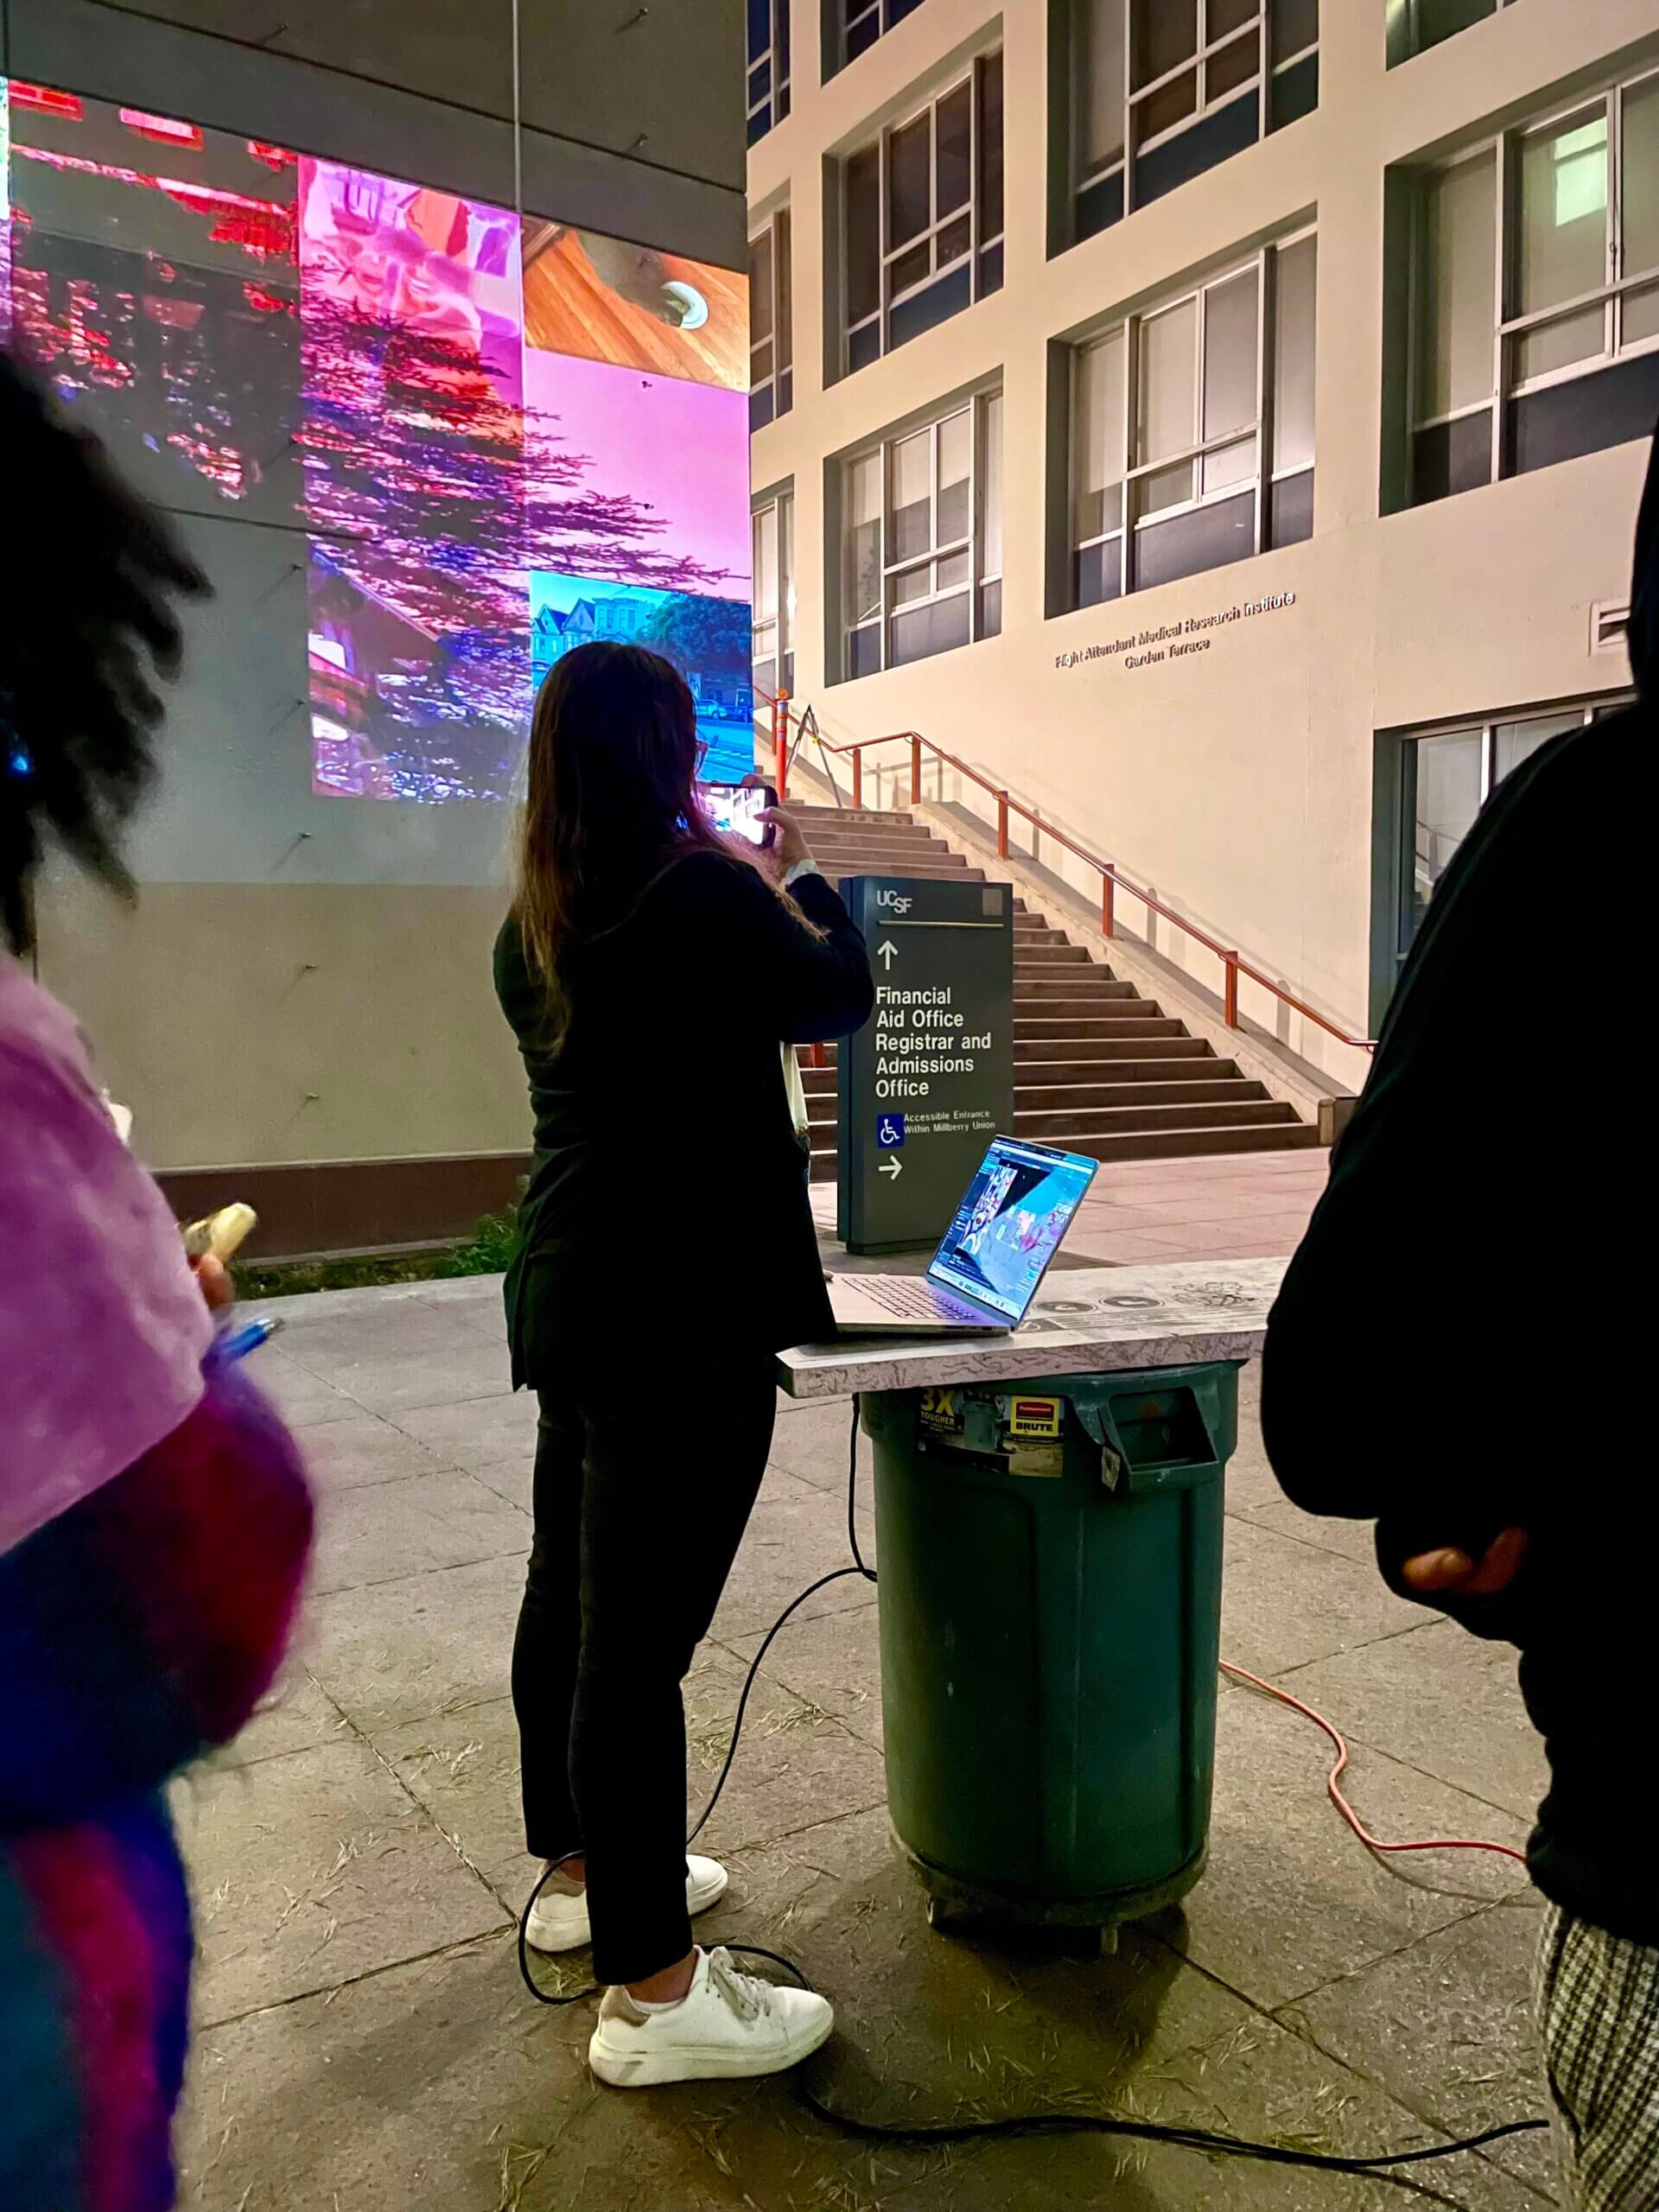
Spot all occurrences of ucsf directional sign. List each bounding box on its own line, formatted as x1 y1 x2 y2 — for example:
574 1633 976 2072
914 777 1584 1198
839 875 1014 1253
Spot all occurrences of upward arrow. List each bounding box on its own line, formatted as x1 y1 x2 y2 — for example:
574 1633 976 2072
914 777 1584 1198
877 940 898 969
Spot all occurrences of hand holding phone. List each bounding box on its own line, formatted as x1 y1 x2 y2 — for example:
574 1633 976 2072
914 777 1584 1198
697 780 778 849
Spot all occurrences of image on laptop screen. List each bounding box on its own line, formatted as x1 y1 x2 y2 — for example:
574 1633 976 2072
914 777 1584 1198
927 1140 1098 1322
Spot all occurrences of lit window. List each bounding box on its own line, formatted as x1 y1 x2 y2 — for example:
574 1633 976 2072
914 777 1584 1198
842 52 1003 375
1065 231 1315 609
1064 0 1317 250
749 210 793 432
748 0 791 144
752 487 796 702
1408 66 1659 505
839 390 1002 681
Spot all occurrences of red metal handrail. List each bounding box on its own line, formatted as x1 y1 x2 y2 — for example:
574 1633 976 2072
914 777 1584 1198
760 691 1373 1055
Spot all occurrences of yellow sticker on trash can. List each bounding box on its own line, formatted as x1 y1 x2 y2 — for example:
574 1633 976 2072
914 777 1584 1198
1007 1395 1062 1439
920 1388 964 1436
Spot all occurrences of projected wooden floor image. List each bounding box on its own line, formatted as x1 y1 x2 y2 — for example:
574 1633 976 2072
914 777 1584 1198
522 222 746 391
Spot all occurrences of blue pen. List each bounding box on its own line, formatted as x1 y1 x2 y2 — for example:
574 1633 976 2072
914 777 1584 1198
213 1316 283 1366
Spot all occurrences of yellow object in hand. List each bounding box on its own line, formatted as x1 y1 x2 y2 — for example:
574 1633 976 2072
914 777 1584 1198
181 1203 258 1265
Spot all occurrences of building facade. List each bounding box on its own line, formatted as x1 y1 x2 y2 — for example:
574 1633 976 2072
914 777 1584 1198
749 0 1654 1077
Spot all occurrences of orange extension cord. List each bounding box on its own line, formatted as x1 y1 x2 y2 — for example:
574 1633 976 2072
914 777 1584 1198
1220 1660 1528 1866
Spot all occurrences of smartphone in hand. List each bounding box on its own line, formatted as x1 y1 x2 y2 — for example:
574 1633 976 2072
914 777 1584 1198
697 780 779 848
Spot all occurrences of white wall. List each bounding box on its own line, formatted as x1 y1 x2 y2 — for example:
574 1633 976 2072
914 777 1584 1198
752 0 1656 1082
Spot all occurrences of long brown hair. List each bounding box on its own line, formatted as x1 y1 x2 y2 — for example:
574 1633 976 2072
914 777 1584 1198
512 640 757 1003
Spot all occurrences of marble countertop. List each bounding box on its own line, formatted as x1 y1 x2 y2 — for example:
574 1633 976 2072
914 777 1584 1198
778 1255 1288 1399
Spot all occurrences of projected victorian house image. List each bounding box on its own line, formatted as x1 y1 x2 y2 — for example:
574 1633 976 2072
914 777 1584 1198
531 571 754 782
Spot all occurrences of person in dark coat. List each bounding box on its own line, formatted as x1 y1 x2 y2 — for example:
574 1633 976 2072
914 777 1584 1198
1261 435 1656 2210
494 640 873 2088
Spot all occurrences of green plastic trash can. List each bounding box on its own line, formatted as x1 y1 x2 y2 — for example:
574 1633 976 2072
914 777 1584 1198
861 1362 1238 1934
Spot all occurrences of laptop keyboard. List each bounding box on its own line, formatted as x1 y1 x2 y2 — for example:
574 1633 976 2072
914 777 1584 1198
857 1275 966 1320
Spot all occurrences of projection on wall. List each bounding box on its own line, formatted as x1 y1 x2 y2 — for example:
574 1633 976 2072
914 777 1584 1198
0 77 753 801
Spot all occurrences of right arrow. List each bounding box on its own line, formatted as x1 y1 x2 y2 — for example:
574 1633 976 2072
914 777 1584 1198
879 1157 903 1180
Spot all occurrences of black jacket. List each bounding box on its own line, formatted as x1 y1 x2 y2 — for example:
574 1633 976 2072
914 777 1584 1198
1261 438 1655 1946
495 851 874 1382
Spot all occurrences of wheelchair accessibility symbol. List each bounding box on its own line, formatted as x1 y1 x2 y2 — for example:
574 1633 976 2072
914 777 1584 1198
876 1114 906 1148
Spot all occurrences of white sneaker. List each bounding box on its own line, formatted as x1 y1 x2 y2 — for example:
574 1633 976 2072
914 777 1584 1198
589 1947 834 2088
524 1855 729 1956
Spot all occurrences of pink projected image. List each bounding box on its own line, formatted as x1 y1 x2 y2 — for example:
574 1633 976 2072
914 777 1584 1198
0 74 753 805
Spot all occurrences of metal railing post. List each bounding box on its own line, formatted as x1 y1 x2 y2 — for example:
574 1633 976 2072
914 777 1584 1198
1101 873 1115 938
997 792 1009 858
852 749 863 809
1224 952 1239 1029
910 734 922 805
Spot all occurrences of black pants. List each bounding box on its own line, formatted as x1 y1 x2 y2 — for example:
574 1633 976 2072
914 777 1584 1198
512 1358 776 1986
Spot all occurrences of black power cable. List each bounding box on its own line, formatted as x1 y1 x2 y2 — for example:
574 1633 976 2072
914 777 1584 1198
518 1396 1547 2192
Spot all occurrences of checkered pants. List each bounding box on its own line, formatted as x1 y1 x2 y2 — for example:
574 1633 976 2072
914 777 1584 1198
1535 1904 1659 2211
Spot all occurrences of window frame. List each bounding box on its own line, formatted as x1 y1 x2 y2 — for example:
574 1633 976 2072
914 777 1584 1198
1066 226 1316 607
839 388 1003 682
751 486 796 703
1391 693 1629 971
1068 0 1319 238
748 0 792 143
749 207 793 431
842 51 1004 375
1388 0 1518 69
841 0 927 72
1408 62 1659 495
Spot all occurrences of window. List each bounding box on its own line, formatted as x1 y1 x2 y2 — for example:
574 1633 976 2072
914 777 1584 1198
750 210 792 431
842 52 1003 374
1066 231 1315 608
748 0 791 143
839 389 1002 680
839 0 928 73
1393 698 1620 962
752 489 796 703
1386 0 1520 69
1064 0 1318 248
1409 67 1659 505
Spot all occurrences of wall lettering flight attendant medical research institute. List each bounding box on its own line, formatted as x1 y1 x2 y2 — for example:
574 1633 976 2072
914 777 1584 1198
1056 591 1299 673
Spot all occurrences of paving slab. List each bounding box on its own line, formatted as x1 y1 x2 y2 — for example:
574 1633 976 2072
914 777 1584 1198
175 1739 509 2026
303 1552 527 1732
309 1466 529 1597
1220 1514 1424 1677
297 1411 457 1491
1174 1679 1531 2008
709 1467 880 1642
1282 1622 1550 1826
1284 1899 1555 2198
392 1385 542 1473
719 1598 885 1751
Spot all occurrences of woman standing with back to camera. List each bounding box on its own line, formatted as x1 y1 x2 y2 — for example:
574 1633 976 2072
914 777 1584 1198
496 640 874 2087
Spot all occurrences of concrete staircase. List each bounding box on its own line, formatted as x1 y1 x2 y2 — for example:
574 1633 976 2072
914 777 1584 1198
794 803 1320 1183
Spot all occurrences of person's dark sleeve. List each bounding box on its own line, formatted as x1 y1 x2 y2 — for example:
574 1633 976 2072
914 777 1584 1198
690 856 875 1045
1260 743 1582 1559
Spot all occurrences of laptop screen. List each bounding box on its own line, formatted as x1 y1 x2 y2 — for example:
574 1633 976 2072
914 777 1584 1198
927 1138 1098 1323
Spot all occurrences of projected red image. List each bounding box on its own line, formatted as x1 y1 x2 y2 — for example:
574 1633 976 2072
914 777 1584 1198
3 80 302 518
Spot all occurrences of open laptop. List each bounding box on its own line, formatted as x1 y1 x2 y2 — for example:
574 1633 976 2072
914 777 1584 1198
827 1137 1098 1337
